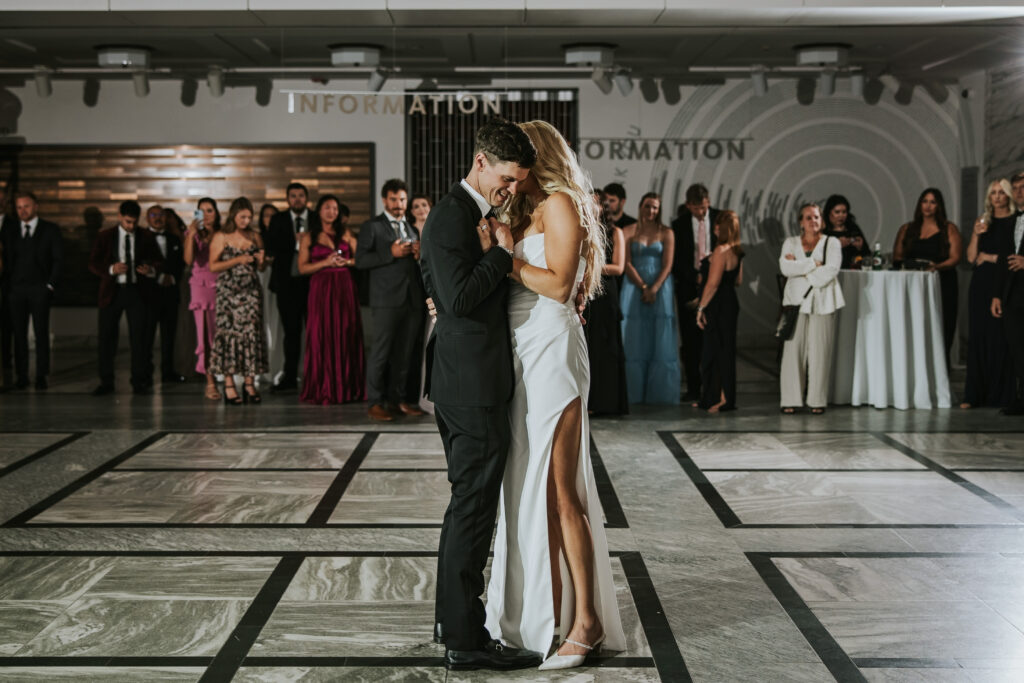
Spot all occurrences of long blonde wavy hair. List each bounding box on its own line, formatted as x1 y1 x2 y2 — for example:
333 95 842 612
983 178 1016 221
504 120 606 299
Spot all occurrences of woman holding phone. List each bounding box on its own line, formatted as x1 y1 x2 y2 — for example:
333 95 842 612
184 197 221 399
297 195 365 404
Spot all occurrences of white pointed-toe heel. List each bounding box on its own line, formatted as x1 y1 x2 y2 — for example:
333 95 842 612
538 634 605 671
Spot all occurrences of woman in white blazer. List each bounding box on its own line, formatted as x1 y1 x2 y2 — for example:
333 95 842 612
779 203 845 414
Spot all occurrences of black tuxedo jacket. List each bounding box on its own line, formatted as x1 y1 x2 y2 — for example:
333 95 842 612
355 212 425 308
152 229 184 299
995 212 1024 306
420 183 514 407
1 217 63 291
266 210 319 294
671 207 720 300
88 226 162 309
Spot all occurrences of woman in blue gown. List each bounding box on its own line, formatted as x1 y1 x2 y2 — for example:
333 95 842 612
620 192 681 403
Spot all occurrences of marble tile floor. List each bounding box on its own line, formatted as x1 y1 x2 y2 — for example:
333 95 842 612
2 350 1024 681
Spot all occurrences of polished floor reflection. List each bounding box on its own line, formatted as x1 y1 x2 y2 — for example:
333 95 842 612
1 349 1023 681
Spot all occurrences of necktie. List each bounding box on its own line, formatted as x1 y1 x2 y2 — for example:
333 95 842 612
125 233 134 285
392 220 410 241
290 216 304 277
696 218 707 268
296 216 304 233
22 223 30 240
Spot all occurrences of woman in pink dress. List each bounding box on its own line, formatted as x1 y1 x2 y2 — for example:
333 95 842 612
297 195 366 404
184 197 221 400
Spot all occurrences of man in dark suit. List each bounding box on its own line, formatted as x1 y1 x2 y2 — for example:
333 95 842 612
602 182 636 229
419 119 542 672
992 171 1024 415
88 200 162 396
356 178 427 421
671 183 720 401
265 182 318 391
2 191 63 390
144 205 186 384
0 189 14 383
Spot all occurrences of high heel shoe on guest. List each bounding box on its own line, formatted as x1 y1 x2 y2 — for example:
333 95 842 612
244 382 261 404
223 385 243 406
538 634 605 671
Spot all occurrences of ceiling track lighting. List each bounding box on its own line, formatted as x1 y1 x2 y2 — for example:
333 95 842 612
132 70 149 97
34 66 52 98
850 72 865 98
367 67 389 92
639 76 659 103
819 68 836 96
591 68 613 95
661 78 681 106
750 66 768 97
207 67 225 97
613 70 632 96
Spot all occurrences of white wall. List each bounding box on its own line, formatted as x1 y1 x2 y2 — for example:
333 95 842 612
3 72 986 347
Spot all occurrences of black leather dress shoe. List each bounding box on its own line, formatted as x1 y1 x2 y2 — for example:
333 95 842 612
444 640 543 671
271 380 297 393
91 384 115 396
433 622 445 644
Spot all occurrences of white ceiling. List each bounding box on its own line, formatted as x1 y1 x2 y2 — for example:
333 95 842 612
1 3 1022 86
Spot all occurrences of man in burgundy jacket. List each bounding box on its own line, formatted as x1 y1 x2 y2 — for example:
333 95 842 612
88 200 162 396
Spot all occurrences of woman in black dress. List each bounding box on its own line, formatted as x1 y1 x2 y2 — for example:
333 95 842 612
962 179 1017 408
823 194 871 269
585 191 629 415
695 210 744 413
893 188 963 367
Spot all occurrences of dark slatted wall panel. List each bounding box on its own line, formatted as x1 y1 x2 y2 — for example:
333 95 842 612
406 90 578 204
0 143 374 306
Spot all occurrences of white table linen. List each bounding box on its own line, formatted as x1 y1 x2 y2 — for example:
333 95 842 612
831 270 951 410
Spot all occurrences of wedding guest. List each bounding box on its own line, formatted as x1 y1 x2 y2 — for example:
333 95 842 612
408 193 434 414
356 178 426 421
823 194 871 269
585 190 628 415
695 210 744 413
779 203 844 415
2 191 62 390
162 207 186 239
0 188 13 383
620 192 680 404
991 171 1024 416
962 179 1016 409
602 182 637 239
184 197 221 400
88 200 161 396
893 188 963 366
671 183 719 401
258 203 278 239
208 197 268 405
297 195 365 404
256 202 284 382
266 183 318 392
145 204 186 384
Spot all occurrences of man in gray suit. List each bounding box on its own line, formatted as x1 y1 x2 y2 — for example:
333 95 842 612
356 178 427 421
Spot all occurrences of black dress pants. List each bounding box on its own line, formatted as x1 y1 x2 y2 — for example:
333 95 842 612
10 284 51 381
148 286 180 377
433 402 511 651
367 300 424 405
1005 300 1024 406
1 292 12 373
676 286 702 397
98 286 151 390
276 278 309 382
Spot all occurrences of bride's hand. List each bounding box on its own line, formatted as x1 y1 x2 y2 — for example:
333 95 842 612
476 219 494 252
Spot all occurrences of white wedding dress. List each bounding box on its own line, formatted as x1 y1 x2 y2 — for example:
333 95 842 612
485 233 626 656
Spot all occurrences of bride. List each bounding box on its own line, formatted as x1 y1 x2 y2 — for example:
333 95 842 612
484 120 626 669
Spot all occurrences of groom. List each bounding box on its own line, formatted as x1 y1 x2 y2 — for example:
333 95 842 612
419 118 542 671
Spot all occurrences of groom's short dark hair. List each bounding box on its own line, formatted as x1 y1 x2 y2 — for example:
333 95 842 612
474 118 536 168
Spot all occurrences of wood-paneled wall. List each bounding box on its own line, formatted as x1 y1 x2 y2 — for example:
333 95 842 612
0 143 374 306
